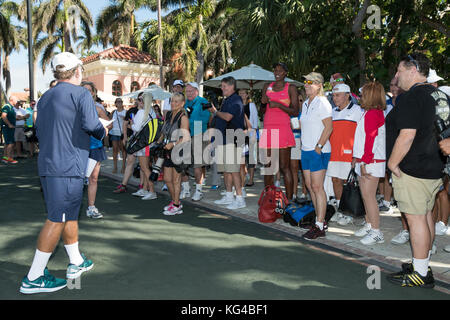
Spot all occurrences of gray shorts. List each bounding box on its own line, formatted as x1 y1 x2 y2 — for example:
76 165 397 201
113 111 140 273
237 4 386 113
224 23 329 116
14 126 26 142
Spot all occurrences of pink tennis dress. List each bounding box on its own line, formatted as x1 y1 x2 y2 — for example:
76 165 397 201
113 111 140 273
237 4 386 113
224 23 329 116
259 82 296 149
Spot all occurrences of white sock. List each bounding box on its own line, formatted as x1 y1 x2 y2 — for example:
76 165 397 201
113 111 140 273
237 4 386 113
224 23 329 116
336 199 340 207
182 181 190 190
413 257 429 277
196 184 202 192
64 242 84 266
315 221 324 231
383 200 390 207
27 249 52 281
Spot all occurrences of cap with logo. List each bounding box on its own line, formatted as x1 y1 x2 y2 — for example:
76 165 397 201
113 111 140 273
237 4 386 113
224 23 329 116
332 83 351 93
51 52 83 72
173 79 185 87
303 72 324 84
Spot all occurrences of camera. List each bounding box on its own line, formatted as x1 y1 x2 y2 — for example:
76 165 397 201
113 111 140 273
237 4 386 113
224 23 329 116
201 102 213 110
149 143 167 182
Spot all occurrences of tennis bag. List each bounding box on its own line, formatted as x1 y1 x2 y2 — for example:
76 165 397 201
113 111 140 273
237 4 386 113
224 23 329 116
283 202 336 228
126 116 163 154
258 185 289 223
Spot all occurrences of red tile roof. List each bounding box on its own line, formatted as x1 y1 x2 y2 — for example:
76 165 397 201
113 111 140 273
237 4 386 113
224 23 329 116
81 45 158 65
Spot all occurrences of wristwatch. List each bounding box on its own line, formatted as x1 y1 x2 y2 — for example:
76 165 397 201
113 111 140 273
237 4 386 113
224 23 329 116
316 143 323 149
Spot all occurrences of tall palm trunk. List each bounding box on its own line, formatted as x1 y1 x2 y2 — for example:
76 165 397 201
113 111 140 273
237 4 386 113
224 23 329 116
157 0 163 87
3 53 11 97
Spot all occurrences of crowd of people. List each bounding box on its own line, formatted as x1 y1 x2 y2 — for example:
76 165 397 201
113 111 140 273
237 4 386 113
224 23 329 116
2 51 449 293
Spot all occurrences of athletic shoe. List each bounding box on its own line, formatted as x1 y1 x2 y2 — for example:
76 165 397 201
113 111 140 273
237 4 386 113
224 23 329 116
66 253 94 279
142 192 157 200
1 156 9 164
360 230 384 245
163 205 183 216
379 204 394 214
337 215 354 226
330 211 344 222
387 269 435 288
162 184 168 191
226 198 246 210
5 157 18 164
435 221 450 236
388 263 433 281
86 207 103 219
132 188 146 197
302 225 326 241
391 230 410 245
354 222 371 237
221 187 235 196
444 245 450 253
113 184 127 193
19 268 67 294
164 200 174 211
192 190 203 201
214 195 234 205
180 188 190 199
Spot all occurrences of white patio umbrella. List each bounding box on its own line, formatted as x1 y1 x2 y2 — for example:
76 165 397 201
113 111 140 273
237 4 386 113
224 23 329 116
121 84 172 101
97 90 125 104
201 63 303 90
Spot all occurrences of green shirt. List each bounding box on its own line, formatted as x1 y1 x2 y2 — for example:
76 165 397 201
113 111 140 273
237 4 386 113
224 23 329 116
1 103 16 127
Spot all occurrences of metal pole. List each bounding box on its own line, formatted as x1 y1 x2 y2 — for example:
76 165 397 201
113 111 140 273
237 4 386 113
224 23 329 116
26 0 34 100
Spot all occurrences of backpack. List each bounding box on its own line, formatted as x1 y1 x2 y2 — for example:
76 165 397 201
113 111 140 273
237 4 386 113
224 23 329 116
283 201 336 228
257 185 289 223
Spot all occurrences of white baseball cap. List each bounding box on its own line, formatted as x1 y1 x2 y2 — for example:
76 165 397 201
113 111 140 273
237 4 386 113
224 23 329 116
332 83 351 93
173 79 185 87
51 52 83 72
186 82 199 90
427 69 444 83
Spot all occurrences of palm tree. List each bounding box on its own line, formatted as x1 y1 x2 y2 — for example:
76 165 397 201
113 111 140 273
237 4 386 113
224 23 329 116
0 0 25 98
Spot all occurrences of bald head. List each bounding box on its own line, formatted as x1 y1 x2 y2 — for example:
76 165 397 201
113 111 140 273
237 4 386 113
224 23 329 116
9 96 19 106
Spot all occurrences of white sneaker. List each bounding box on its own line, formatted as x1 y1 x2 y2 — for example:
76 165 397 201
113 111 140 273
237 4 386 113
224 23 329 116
444 245 450 253
391 230 410 245
360 230 384 245
221 186 235 196
142 192 157 200
274 180 281 187
330 211 344 222
192 190 203 201
86 207 103 219
163 205 183 216
337 215 354 226
180 188 190 199
226 198 246 210
241 188 247 198
214 195 234 205
435 221 449 236
354 222 371 237
132 188 146 197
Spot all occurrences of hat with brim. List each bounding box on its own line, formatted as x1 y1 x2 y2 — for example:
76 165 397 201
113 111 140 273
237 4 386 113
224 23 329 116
303 72 324 84
427 69 444 83
173 79 185 87
51 52 83 72
332 83 351 93
186 82 199 90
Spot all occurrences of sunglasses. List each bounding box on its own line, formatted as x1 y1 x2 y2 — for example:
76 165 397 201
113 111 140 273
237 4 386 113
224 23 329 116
304 80 316 85
407 55 420 72
333 78 345 82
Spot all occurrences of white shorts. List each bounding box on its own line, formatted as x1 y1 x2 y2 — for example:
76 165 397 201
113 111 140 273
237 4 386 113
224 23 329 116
326 161 352 180
354 162 385 178
291 137 302 160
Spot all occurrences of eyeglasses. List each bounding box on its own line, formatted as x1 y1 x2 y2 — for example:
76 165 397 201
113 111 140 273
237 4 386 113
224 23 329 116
407 55 420 72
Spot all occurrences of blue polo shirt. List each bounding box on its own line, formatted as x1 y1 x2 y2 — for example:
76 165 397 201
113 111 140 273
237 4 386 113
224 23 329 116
215 92 245 145
184 96 211 136
36 82 105 177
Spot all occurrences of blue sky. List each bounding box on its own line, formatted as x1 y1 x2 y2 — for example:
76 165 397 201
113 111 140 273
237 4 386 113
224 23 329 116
8 0 162 94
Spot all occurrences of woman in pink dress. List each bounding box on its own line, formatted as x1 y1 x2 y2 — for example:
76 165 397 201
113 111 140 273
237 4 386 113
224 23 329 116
260 62 299 200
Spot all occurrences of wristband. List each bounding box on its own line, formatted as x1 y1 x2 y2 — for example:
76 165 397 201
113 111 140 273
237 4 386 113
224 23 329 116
316 143 323 149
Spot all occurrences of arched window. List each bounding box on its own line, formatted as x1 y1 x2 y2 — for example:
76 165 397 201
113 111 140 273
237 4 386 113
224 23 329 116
112 80 122 96
130 81 140 92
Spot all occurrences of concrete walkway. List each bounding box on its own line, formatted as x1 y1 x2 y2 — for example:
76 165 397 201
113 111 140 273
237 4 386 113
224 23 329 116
100 148 450 289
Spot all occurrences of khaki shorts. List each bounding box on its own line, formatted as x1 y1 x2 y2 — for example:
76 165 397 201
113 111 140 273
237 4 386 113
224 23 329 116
392 169 442 215
191 138 211 168
216 143 243 173
14 126 26 142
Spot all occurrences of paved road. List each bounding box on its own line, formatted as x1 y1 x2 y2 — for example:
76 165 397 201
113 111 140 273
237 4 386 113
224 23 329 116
0 158 448 300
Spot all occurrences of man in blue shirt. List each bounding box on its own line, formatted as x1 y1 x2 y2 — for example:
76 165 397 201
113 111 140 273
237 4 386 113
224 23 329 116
180 82 212 201
208 76 246 210
20 52 107 295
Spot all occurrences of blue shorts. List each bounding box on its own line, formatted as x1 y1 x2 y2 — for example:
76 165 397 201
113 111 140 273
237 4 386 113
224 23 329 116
40 176 84 223
89 147 107 162
301 150 331 172
110 135 122 141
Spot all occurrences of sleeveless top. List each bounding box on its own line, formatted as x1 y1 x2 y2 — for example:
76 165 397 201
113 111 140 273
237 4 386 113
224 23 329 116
161 110 185 143
264 82 291 126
